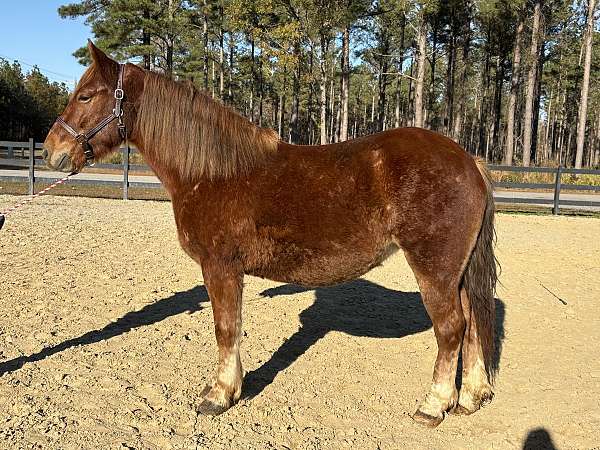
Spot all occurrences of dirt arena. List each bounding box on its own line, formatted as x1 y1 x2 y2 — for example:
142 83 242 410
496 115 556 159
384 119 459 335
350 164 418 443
0 194 598 449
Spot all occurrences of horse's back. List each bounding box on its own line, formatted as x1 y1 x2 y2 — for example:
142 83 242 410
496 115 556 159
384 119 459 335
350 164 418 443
274 127 487 221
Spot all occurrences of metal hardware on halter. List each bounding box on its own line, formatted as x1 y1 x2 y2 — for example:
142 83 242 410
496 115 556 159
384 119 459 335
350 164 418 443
54 63 127 167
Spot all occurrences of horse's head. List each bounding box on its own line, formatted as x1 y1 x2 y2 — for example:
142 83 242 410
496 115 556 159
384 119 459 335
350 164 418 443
43 41 142 172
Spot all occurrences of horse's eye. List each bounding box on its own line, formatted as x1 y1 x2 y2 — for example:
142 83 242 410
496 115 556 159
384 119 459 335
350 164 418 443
78 94 92 103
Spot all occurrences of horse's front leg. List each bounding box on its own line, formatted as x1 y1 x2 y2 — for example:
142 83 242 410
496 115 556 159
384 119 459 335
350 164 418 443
198 259 243 416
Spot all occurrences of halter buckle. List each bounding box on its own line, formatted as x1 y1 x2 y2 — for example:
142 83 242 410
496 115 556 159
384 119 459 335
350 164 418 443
82 141 95 166
118 123 127 140
114 88 124 100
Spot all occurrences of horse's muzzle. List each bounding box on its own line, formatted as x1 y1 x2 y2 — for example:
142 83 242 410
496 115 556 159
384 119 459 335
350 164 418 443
46 150 72 172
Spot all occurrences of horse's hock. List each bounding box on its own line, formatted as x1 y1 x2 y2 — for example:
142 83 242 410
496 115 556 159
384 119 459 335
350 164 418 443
0 194 598 449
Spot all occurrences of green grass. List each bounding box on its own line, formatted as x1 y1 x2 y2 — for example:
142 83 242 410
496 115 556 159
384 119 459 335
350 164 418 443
100 151 146 165
492 171 600 187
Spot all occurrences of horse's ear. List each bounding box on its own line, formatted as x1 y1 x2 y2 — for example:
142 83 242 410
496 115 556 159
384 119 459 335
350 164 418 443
87 40 118 84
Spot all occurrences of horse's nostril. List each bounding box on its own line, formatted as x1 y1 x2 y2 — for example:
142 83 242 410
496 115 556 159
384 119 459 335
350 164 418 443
41 149 48 160
56 153 71 170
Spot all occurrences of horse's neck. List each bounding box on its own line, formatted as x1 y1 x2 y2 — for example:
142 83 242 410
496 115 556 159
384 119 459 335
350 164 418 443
130 74 278 193
132 138 190 195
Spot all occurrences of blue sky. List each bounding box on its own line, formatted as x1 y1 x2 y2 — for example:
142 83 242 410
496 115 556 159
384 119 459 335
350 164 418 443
0 1 91 88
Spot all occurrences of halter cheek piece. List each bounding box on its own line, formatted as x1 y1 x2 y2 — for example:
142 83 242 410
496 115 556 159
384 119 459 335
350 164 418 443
55 63 127 167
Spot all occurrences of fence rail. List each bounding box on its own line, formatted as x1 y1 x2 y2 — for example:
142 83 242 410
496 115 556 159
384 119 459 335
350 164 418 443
2 140 600 214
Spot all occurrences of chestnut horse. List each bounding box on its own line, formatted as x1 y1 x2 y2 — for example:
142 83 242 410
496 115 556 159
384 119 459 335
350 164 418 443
43 42 498 427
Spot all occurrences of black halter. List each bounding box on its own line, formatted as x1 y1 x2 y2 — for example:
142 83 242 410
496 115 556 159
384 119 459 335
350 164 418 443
55 63 127 166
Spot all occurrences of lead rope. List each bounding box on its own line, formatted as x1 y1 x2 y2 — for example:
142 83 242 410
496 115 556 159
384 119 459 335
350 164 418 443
0 171 78 231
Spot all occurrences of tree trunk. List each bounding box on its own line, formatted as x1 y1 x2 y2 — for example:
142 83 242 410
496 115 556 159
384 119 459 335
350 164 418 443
407 57 414 125
492 55 505 160
371 91 376 126
319 75 327 145
452 26 470 141
504 18 523 165
395 14 407 129
320 37 329 144
278 92 284 137
211 57 216 98
575 0 596 168
219 15 224 99
339 27 350 141
377 57 389 131
395 76 401 128
478 33 491 158
567 128 574 165
249 37 255 122
279 65 287 138
166 43 173 75
307 43 315 144
228 34 234 102
531 44 545 164
329 72 336 140
445 21 457 135
143 8 151 70
165 0 174 75
334 91 341 142
203 0 209 89
543 89 554 165
258 49 263 126
428 17 439 129
522 1 542 167
414 11 427 129
289 42 301 143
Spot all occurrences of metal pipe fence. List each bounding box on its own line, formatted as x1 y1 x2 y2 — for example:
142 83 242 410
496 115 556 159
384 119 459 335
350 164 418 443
2 140 600 214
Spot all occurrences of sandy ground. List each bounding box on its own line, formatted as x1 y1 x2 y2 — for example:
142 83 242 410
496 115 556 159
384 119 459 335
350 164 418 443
0 194 598 450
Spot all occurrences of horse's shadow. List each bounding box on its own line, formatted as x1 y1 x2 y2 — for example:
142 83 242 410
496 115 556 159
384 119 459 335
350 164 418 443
0 285 209 376
0 279 505 400
243 279 506 398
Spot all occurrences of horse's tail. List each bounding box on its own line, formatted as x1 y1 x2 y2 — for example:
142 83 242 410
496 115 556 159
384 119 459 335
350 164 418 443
463 157 499 380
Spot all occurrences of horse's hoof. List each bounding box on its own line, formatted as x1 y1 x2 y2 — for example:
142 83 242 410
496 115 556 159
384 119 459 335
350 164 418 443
451 404 475 415
452 390 494 415
200 384 212 397
412 410 444 428
197 399 230 416
480 391 494 406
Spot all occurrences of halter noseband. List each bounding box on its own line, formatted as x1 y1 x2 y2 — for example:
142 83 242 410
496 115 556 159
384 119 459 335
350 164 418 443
55 63 127 167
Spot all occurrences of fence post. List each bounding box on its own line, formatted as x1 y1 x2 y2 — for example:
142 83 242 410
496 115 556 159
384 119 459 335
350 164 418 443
122 144 129 200
552 165 563 215
28 138 35 195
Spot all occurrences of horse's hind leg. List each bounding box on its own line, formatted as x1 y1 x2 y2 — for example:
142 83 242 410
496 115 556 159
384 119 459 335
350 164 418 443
404 251 466 427
453 286 493 414
197 259 244 415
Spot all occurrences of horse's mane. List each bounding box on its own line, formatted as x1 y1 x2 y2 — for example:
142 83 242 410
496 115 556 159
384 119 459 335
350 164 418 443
136 71 279 181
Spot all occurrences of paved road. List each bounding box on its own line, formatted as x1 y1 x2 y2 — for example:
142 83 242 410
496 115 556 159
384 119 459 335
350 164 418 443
494 189 600 211
2 168 599 212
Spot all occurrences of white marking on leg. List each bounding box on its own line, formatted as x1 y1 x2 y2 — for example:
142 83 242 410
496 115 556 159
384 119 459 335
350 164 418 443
459 355 492 411
217 346 242 398
419 382 458 418
205 302 243 407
